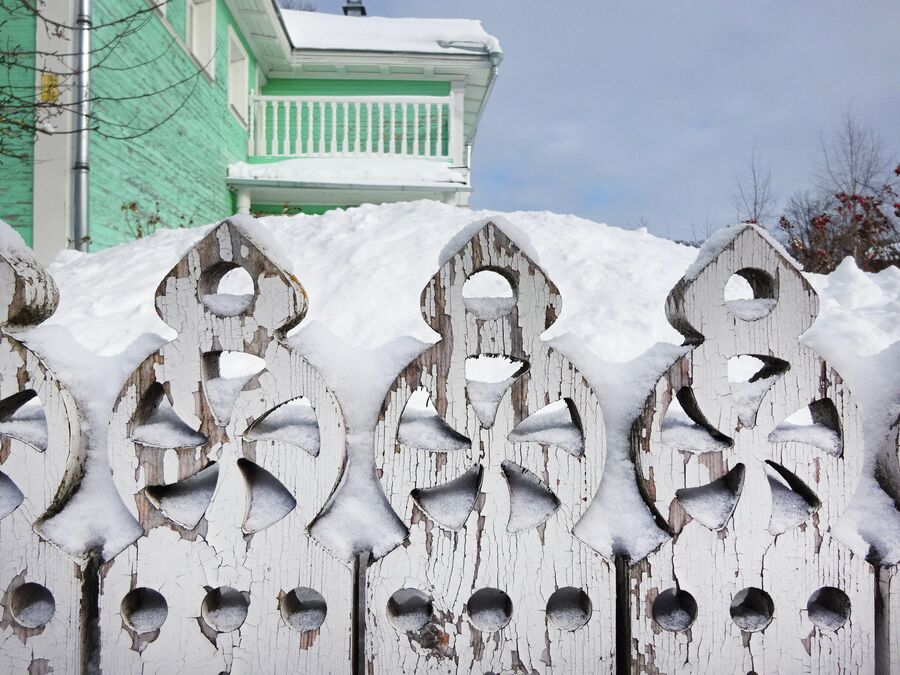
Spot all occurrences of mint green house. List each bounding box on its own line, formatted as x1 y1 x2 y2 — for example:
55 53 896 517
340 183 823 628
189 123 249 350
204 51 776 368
0 1 501 261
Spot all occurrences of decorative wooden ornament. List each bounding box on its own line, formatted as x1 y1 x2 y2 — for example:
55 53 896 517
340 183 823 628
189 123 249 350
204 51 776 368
0 234 86 674
367 223 615 673
100 219 351 674
630 225 872 673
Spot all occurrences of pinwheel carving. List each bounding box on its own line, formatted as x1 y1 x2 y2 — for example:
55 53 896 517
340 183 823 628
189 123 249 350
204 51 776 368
102 219 351 675
0 230 85 674
630 225 872 674
368 223 616 674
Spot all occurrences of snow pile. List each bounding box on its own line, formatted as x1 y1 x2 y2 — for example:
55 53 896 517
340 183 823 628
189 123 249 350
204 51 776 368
228 158 467 187
280 10 501 55
10 200 899 565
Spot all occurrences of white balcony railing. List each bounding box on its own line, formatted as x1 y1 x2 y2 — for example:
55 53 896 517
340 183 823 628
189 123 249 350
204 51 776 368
249 94 464 163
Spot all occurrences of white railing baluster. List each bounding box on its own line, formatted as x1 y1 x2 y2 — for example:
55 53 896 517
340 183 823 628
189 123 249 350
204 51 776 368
367 103 373 155
330 102 337 156
436 104 443 158
401 103 408 156
272 101 279 157
424 104 432 158
389 103 396 155
413 104 420 156
354 102 361 155
318 101 326 156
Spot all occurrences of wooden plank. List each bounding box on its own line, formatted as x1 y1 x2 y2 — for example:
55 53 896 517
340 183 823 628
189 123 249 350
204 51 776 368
101 220 352 674
0 239 86 674
367 223 616 673
629 225 873 673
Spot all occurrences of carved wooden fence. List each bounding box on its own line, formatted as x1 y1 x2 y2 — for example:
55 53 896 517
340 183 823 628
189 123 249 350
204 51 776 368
0 219 896 674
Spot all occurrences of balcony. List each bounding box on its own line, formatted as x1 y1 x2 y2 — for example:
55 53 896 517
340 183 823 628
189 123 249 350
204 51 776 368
230 92 470 212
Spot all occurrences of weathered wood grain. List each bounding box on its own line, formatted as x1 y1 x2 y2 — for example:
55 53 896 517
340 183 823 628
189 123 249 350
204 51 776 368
101 220 351 674
0 245 86 674
630 226 872 674
368 223 615 673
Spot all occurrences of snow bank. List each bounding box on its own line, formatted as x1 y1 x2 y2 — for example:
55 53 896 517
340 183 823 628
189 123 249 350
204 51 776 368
228 158 466 187
280 10 501 55
17 201 900 563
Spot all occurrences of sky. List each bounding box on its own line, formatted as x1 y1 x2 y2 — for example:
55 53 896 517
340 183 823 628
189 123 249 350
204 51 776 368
295 1 899 241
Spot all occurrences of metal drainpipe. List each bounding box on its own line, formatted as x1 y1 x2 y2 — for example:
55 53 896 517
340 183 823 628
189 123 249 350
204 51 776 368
72 0 91 252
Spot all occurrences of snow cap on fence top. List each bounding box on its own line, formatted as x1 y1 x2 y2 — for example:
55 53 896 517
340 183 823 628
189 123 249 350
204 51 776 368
418 220 561 333
665 223 819 343
154 217 308 336
0 220 59 331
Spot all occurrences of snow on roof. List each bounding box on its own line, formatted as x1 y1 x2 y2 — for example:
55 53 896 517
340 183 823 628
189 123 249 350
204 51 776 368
279 9 501 55
228 158 467 187
21 202 900 563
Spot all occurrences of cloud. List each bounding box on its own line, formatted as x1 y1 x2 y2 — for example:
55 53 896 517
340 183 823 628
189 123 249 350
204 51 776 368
300 0 900 240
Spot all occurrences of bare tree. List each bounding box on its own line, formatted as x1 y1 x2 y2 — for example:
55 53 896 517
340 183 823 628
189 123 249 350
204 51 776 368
278 0 317 10
816 112 889 197
732 150 774 224
0 0 203 159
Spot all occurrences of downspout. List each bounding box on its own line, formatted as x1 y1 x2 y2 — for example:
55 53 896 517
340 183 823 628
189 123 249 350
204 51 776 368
72 0 91 251
467 52 502 150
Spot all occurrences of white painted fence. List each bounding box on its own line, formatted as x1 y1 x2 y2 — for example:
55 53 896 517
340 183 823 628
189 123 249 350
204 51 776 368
0 219 897 674
249 94 463 163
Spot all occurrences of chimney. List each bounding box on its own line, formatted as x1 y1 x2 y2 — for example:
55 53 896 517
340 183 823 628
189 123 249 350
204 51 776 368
343 1 366 16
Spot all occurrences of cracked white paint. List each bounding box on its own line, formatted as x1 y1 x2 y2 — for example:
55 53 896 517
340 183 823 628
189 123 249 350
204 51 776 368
368 223 616 673
0 246 85 674
631 226 873 674
101 220 351 674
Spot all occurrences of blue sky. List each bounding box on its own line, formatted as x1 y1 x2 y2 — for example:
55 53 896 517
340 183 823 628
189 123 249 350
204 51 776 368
300 1 899 241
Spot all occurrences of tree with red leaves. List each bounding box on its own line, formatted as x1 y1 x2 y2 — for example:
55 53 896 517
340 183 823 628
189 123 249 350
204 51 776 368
778 116 899 273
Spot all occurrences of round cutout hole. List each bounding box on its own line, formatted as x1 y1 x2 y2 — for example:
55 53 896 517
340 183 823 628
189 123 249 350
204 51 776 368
10 582 55 629
201 586 249 633
199 263 255 317
730 587 774 632
387 588 433 632
280 587 327 633
651 588 698 632
121 587 168 634
724 268 777 320
466 587 513 632
546 587 591 631
462 270 516 320
807 586 850 631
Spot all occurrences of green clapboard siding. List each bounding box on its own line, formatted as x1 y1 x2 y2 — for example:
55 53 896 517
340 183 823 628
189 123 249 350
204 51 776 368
0 7 36 245
251 203 344 216
88 0 255 249
260 79 450 97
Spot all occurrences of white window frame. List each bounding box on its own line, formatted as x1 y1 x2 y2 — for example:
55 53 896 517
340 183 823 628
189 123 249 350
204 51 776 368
227 27 249 125
186 0 216 80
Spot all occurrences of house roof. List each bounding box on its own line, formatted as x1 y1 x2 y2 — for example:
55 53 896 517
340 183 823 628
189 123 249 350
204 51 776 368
278 9 502 56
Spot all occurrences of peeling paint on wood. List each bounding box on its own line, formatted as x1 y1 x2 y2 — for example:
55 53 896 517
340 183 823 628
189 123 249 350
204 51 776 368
101 220 351 674
368 223 615 673
0 245 85 674
630 226 873 673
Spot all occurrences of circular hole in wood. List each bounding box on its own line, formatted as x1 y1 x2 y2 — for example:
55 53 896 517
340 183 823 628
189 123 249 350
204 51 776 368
546 587 592 631
730 587 774 632
199 262 255 317
121 587 168 634
651 587 698 632
462 269 516 320
280 587 326 633
201 586 249 633
724 268 777 321
386 588 433 632
807 586 850 631
466 587 513 632
10 582 55 628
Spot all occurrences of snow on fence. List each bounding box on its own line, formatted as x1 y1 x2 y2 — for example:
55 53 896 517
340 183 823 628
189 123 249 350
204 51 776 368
0 219 896 674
